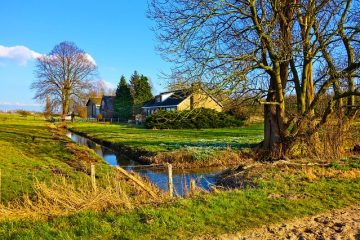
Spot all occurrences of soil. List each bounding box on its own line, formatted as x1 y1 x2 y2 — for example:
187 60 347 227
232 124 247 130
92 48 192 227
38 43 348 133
220 205 360 240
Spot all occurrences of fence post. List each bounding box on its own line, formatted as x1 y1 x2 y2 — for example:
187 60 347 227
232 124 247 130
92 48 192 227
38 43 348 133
167 164 173 198
91 164 96 192
190 178 196 195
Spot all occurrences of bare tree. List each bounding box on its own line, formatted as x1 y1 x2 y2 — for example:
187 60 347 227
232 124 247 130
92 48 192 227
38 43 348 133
43 96 53 118
149 0 360 158
89 80 116 97
31 41 97 116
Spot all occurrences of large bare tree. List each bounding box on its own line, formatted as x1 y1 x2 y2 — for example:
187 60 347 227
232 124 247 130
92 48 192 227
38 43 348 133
32 41 97 116
149 0 360 158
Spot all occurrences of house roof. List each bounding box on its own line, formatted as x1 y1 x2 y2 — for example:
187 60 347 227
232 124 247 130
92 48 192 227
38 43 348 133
101 96 115 108
86 97 102 106
142 89 191 108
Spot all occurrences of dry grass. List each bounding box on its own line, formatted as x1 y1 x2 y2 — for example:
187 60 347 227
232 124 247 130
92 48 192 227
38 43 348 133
151 149 253 169
302 167 360 182
217 158 360 189
0 171 166 221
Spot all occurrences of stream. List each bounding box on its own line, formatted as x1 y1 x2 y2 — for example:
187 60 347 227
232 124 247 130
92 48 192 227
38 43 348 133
66 131 222 196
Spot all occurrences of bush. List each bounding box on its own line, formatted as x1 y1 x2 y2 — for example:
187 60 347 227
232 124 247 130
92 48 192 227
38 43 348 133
97 113 103 121
145 108 243 129
16 110 31 117
47 117 56 123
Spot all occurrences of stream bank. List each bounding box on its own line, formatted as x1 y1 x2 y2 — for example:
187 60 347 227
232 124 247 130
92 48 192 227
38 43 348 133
68 127 253 169
66 131 223 196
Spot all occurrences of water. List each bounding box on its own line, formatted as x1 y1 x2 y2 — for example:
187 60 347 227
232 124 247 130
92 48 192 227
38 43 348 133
66 131 222 196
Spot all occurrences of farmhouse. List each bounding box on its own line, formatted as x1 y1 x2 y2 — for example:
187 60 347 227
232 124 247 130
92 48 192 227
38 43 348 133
141 86 222 116
100 96 116 118
86 97 101 118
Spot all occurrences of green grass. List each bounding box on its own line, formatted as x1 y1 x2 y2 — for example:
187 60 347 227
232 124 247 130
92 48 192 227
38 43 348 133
1 113 359 239
1 165 359 239
68 121 264 153
0 113 112 202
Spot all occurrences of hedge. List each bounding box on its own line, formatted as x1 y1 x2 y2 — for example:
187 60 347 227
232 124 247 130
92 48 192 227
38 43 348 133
144 108 243 129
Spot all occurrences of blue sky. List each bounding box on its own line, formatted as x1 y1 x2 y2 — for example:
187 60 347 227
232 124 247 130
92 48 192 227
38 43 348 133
0 0 170 111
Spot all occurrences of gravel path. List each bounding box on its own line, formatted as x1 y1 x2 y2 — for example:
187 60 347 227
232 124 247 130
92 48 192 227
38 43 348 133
220 205 360 240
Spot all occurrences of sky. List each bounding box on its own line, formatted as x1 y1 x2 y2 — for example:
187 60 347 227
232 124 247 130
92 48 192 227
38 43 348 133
0 0 171 111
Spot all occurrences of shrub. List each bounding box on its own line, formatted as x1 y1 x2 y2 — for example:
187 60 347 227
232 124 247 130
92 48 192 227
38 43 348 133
16 110 31 117
145 108 243 129
97 113 103 121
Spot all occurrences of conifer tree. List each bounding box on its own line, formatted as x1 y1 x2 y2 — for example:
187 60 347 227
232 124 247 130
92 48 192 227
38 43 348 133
113 75 133 120
130 71 153 114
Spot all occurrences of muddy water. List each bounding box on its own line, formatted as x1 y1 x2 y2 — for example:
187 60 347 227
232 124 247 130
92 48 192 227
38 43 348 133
66 131 222 196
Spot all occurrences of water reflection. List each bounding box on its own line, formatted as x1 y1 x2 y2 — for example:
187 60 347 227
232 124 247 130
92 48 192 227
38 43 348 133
67 131 221 195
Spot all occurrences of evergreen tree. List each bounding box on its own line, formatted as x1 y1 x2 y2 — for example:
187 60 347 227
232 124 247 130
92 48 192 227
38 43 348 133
113 75 133 120
130 71 153 114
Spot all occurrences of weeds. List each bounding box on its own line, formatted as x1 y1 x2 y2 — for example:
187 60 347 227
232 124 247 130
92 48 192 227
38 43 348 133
152 148 253 168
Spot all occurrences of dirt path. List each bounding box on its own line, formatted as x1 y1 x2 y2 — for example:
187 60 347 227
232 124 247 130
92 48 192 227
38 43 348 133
220 205 360 240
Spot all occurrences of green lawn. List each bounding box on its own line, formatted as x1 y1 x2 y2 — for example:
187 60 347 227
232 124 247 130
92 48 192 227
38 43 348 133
0 113 359 239
1 159 359 239
68 121 264 153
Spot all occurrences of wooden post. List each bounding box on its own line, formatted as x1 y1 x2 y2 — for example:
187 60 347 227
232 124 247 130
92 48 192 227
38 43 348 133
190 178 196 195
91 164 96 192
167 164 173 198
115 167 158 199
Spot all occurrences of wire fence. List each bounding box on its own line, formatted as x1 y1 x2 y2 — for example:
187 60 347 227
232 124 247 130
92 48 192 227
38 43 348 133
0 162 219 203
100 162 219 197
50 117 135 125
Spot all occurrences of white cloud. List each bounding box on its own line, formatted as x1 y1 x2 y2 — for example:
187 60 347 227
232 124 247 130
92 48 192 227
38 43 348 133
0 45 42 65
0 45 97 67
84 53 96 65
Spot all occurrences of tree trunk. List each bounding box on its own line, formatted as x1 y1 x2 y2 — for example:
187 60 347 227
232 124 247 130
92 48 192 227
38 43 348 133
62 91 70 116
263 95 281 148
262 75 288 159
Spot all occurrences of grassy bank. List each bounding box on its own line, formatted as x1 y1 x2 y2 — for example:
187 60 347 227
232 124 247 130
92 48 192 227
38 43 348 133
68 121 263 167
1 157 359 239
0 113 158 211
0 113 99 201
1 113 360 239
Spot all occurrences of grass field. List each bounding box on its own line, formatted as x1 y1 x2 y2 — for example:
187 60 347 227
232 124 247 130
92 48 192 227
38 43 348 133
68 121 264 153
1 113 359 239
1 157 359 239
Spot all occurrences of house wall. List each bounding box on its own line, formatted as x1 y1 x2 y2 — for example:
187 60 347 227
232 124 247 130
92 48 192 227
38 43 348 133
177 96 191 111
87 102 100 118
177 90 222 112
192 91 222 112
100 100 114 118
